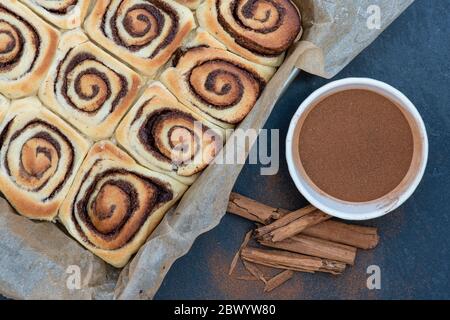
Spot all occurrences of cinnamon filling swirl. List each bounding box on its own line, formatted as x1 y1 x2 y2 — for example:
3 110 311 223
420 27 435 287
188 58 266 113
0 119 75 201
102 0 179 56
137 107 206 165
55 50 128 115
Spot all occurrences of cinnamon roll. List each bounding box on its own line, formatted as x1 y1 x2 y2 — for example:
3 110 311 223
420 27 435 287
59 140 187 267
174 0 202 9
197 0 302 67
160 45 275 128
20 0 91 29
0 94 10 123
84 0 196 77
39 30 142 141
0 97 90 221
116 81 225 185
0 0 59 99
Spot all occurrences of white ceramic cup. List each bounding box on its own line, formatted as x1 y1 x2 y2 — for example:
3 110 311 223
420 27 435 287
286 78 428 220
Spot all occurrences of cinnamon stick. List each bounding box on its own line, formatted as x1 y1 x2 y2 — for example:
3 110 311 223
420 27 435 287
259 234 357 265
303 220 379 249
270 211 331 242
255 205 316 237
228 192 289 224
241 247 346 275
264 270 295 293
228 230 253 275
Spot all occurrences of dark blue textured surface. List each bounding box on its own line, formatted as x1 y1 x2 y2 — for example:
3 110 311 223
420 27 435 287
155 0 450 300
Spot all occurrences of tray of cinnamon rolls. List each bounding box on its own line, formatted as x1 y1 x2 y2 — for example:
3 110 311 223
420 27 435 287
0 0 302 268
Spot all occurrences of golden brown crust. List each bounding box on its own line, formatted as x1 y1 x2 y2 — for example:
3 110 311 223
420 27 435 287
0 97 91 221
20 0 92 29
0 0 60 99
84 0 196 77
160 45 276 128
58 140 187 267
39 30 142 141
197 0 302 67
116 81 225 185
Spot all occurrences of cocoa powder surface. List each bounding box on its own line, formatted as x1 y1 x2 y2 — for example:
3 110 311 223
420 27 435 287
298 89 414 202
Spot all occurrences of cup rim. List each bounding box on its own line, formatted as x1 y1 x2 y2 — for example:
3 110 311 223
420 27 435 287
286 77 429 220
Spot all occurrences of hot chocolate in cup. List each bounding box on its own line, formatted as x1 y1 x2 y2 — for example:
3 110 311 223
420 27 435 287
286 78 428 220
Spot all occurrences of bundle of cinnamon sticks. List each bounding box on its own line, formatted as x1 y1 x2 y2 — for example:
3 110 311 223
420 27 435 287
227 193 379 293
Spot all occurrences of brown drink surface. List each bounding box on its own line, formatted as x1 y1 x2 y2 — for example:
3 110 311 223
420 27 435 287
298 89 414 202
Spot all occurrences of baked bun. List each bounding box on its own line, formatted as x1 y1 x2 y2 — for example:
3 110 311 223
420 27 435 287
0 97 90 221
84 0 196 77
39 30 142 141
197 0 302 67
160 44 275 128
116 81 225 185
0 0 59 99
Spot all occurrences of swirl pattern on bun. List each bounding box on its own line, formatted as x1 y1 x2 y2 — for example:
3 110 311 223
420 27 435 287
174 0 202 9
0 97 90 220
20 0 91 29
197 0 302 66
59 140 187 267
160 43 275 128
116 82 225 185
84 0 196 76
39 30 142 140
0 0 59 99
